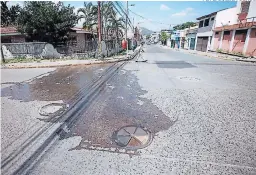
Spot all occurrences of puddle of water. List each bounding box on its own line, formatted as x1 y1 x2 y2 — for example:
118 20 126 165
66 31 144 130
63 69 177 153
1 64 113 103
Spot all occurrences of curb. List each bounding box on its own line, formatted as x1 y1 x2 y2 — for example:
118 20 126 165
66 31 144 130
1 46 142 175
236 58 256 63
2 46 142 69
1 57 127 69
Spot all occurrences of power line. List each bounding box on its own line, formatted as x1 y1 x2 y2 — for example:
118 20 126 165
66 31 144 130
111 2 132 28
114 1 133 28
128 9 180 26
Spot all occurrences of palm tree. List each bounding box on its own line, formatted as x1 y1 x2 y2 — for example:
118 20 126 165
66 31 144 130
77 2 98 40
102 2 116 40
107 16 125 53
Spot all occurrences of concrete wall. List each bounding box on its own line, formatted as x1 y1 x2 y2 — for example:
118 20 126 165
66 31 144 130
213 32 221 50
1 40 123 61
236 1 241 15
247 1 256 19
1 42 61 59
246 28 256 56
197 31 213 37
215 7 237 28
231 30 247 53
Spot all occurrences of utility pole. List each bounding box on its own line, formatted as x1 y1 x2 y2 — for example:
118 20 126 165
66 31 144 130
126 1 128 58
98 1 101 42
97 1 102 59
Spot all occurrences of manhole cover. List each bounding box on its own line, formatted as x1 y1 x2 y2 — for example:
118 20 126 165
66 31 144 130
39 103 68 117
178 76 200 82
113 125 152 150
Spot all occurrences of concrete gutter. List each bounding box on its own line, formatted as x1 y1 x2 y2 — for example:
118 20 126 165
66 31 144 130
1 46 142 175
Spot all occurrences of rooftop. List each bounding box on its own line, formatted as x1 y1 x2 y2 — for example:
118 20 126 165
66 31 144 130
70 27 97 34
196 8 228 20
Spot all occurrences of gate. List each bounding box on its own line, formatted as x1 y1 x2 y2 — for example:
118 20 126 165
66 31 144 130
196 37 208 52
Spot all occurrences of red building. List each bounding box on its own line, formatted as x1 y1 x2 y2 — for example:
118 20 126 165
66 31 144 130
212 1 256 57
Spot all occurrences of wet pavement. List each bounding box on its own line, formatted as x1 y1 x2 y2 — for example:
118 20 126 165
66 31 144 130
1 63 114 164
1 64 113 103
63 67 176 154
4 44 256 175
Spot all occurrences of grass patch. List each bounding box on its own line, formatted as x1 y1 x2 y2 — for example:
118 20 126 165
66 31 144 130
2 56 95 64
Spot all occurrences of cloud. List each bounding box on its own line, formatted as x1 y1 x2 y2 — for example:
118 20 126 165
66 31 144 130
160 4 170 11
171 7 195 17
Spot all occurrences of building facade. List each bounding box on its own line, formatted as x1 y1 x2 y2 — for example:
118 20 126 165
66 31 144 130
184 26 198 50
195 11 220 52
69 27 97 53
1 27 26 43
211 1 256 57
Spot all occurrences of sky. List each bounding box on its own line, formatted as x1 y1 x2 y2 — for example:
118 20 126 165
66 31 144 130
64 1 237 31
7 1 237 32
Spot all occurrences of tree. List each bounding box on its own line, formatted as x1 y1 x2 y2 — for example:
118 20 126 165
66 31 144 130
78 2 97 32
1 1 21 26
77 1 122 41
160 32 170 45
107 16 125 39
173 22 197 30
17 2 78 46
102 2 116 40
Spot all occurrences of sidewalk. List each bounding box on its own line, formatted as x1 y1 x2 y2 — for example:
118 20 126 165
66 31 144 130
1 48 139 69
161 45 256 63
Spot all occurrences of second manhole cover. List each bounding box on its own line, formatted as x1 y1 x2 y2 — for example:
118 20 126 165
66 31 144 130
39 103 68 117
113 125 152 150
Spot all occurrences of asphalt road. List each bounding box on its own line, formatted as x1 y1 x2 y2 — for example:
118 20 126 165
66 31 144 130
1 63 114 171
6 45 256 174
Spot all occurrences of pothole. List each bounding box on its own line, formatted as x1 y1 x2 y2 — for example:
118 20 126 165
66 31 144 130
178 76 201 82
112 125 152 150
39 103 68 118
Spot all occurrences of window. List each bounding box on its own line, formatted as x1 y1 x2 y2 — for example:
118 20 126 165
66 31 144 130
204 18 209 27
235 29 247 42
211 17 215 21
224 31 230 35
199 20 204 28
223 31 231 40
215 32 219 35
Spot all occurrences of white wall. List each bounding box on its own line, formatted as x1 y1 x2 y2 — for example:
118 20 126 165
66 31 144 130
215 7 237 28
247 1 256 19
197 31 213 37
236 1 241 15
